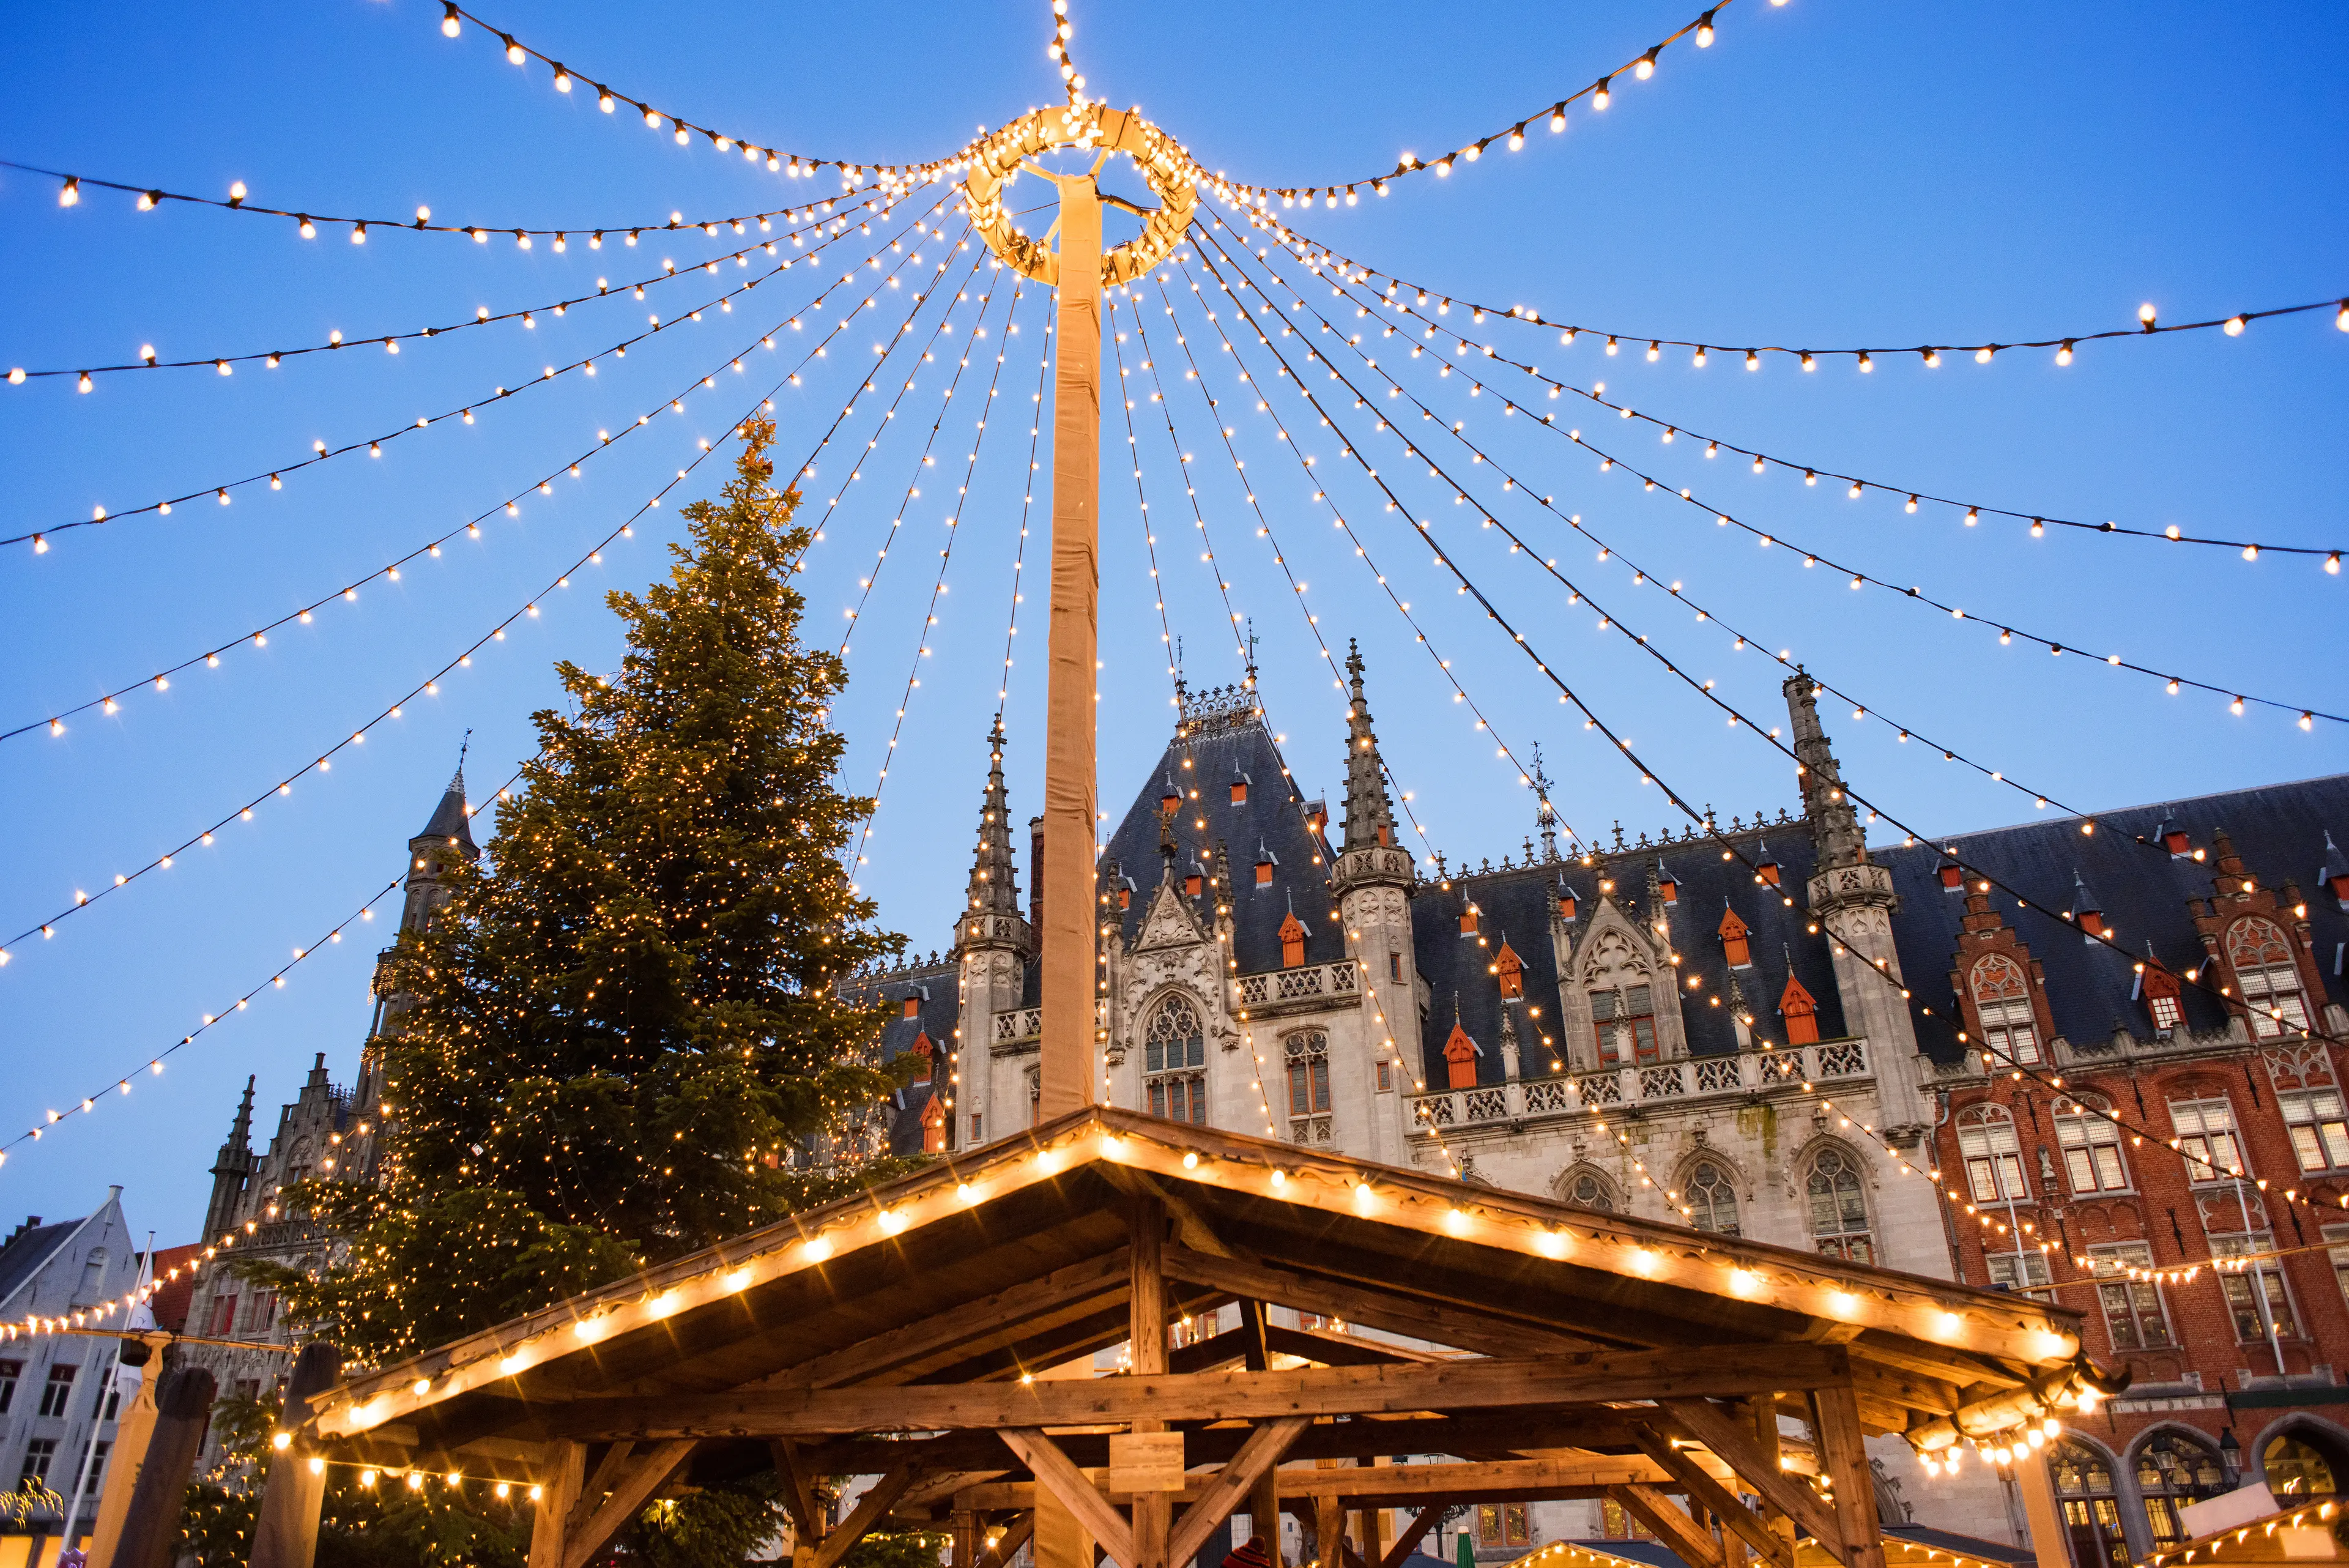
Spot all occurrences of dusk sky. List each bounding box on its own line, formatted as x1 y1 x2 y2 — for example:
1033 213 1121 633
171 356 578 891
2 1 2343 1245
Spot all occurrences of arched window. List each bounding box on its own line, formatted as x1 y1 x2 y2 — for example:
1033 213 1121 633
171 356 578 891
1284 1031 1330 1121
1806 1148 1874 1263
2136 1434 2229 1551
1970 955 2043 1065
2055 1098 2130 1194
2229 917 2309 1037
1591 986 1658 1064
2265 1434 2338 1498
1145 995 1207 1124
1958 1105 2030 1202
1685 1162 1740 1236
2051 1440 2129 1568
1564 1170 1617 1212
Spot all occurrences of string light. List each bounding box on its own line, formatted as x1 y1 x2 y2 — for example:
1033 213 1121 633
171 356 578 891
0 154 905 250
8 192 954 551
6 213 950 745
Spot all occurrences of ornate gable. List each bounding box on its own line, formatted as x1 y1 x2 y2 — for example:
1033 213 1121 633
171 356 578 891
1135 875 1208 953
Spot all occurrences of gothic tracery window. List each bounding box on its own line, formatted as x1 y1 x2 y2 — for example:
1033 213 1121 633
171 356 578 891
1685 1161 1740 1235
1284 1030 1331 1121
1564 1170 1617 1211
1969 954 2043 1065
1806 1147 1874 1263
2229 916 2309 1037
1145 995 1207 1124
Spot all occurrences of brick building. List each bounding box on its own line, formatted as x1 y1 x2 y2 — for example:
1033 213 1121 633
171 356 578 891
1912 779 2349 1568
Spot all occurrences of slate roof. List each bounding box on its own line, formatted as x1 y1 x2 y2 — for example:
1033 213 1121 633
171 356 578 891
1874 773 2349 1061
0 1217 78 1310
417 768 477 854
844 959 960 1156
1409 816 1847 1089
1098 702 1343 974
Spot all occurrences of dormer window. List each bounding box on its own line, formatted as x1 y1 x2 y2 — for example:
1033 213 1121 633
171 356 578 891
1657 871 1678 904
1160 778 1181 817
910 1032 934 1083
1756 855 1781 886
1278 910 1308 968
2140 961 2182 1035
1718 907 1751 968
1591 986 1658 1063
1779 973 1819 1046
902 996 921 1019
1184 871 1203 897
1556 890 1578 921
1230 770 1251 805
1939 863 1965 890
1969 954 2043 1065
1255 842 1277 885
1493 940 1524 999
2165 830 2192 856
1460 903 1480 936
1305 803 1327 833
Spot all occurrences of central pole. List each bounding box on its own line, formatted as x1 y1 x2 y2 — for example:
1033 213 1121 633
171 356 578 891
1037 171 1104 1121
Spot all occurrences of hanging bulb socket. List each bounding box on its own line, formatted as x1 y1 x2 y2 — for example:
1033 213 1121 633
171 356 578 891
440 2 461 36
1696 8 1718 45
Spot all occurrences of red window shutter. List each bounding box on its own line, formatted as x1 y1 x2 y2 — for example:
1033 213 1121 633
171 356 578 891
1230 782 1248 804
1940 864 1964 889
1184 874 1202 896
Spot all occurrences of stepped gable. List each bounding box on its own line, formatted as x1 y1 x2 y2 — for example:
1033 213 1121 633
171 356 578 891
1876 772 2349 1061
1098 685 1339 973
1409 814 1849 1088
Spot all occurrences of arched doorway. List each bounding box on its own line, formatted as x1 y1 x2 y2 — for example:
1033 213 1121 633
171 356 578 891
2051 1440 2128 1568
2135 1433 2230 1553
2264 1432 2341 1498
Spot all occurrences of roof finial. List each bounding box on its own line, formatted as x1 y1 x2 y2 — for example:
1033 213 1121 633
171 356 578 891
451 728 471 793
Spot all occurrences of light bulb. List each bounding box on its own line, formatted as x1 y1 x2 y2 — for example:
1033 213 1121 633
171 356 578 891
599 90 615 112
554 68 571 92
1549 108 1565 131
1744 349 1759 371
1592 76 1611 110
1635 48 1658 80
2224 314 2245 336
440 2 460 35
503 35 524 64
2138 301 2157 327
1696 13 1716 45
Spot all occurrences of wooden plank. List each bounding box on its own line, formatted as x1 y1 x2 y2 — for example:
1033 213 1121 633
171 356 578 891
963 1454 1688 1512
556 1343 1846 1438
1262 1325 1415 1369
759 1252 1130 1390
1627 1429 1791 1568
562 1439 696 1568
1168 1416 1311 1568
814 1464 922 1568
1662 1400 1839 1559
1808 1384 1885 1568
527 1442 585 1568
1239 1299 1272 1372
1378 1506 1445 1568
1109 1432 1187 1495
570 1443 638 1540
1164 1247 1596 1359
1614 1485 1724 1568
1001 1429 1134 1568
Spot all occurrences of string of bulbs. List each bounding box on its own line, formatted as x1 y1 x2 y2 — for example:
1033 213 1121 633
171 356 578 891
1223 220 2341 731
1184 2 1750 208
1203 217 2349 1129
10 190 943 551
7 209 954 746
1248 231 2328 840
14 154 902 250
6 198 890 385
1238 203 2349 370
1294 250 2347 568
436 3 988 191
1107 302 1189 702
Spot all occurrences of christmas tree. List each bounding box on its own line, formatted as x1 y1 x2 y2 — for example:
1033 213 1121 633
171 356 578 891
283 415 910 1360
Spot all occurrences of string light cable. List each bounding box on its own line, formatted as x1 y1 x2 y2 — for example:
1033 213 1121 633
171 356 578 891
435 4 988 189
989 302 1056 721
1286 250 2346 569
0 243 959 968
10 187 952 550
1107 296 1190 695
1231 225 2343 730
1138 264 1454 871
845 272 1029 878
1207 217 2349 1093
9 154 908 251
1179 2 1750 208
7 197 904 385
1 874 406 1167
6 207 957 745
1239 203 2349 371
1200 221 2349 1280
1238 225 2306 839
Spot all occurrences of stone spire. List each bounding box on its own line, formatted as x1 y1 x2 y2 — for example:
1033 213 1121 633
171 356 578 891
202 1076 258 1243
1340 640 1398 854
1531 742 1562 861
1783 669 1866 872
957 719 1031 956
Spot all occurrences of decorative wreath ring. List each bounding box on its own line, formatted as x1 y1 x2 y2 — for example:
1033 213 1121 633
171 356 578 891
963 102 1197 286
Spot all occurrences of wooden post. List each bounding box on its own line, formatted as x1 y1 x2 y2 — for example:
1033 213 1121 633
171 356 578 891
1130 1197 1171 1568
529 1442 587 1568
250 1342 344 1568
1314 1495 1343 1568
2009 1449 2073 1568
86 1336 167 1568
1807 1386 1885 1568
953 1509 981 1568
109 1364 213 1568
1030 1358 1104 1568
1249 1465 1281 1564
1746 1395 1796 1559
1037 162 1104 1121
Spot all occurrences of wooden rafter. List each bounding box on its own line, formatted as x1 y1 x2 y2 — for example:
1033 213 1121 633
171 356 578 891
1611 1484 1724 1568
559 1438 696 1568
1165 1416 1309 1568
999 1430 1134 1568
811 1463 923 1568
1626 1427 1793 1568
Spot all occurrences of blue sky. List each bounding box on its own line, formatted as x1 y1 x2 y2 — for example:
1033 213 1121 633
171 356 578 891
1 1 2342 1244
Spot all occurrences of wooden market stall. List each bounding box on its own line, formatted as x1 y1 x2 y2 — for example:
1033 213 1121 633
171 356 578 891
282 1107 2115 1568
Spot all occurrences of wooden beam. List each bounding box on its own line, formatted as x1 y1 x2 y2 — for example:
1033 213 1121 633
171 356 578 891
1378 1506 1445 1568
562 1439 696 1568
570 1443 639 1542
1808 1384 1885 1568
1001 1429 1134 1568
1131 1195 1171 1568
557 1343 1846 1438
962 1454 1692 1512
771 1439 827 1550
814 1464 923 1568
1315 1495 1343 1568
1168 1417 1311 1568
760 1252 1131 1390
1163 1247 1595 1359
527 1443 585 1568
977 1514 1036 1568
1627 1430 1791 1568
1612 1485 1724 1568
1662 1400 1839 1559
1261 1324 1414 1369
1238 1299 1272 1372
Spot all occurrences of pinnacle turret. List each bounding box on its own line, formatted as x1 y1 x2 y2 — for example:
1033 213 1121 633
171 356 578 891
957 719 1031 955
1783 669 1866 872
1340 640 1397 854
